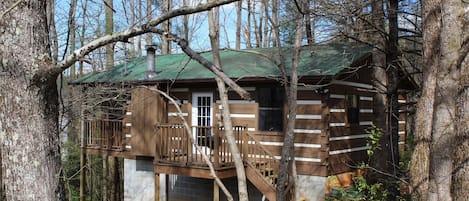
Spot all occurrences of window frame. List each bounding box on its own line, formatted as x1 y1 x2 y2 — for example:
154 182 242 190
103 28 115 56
257 87 285 132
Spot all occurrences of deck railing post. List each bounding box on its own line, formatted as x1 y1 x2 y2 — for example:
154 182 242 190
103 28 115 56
187 126 193 165
213 125 220 168
154 125 160 160
242 128 249 161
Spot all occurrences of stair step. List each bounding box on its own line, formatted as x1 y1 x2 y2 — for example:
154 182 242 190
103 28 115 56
260 168 274 177
255 161 269 168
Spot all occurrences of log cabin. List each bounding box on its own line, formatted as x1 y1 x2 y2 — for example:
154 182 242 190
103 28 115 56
71 43 412 201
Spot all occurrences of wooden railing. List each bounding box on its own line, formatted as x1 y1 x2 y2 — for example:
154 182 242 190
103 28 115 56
83 119 126 150
155 124 246 168
244 133 295 201
244 132 281 187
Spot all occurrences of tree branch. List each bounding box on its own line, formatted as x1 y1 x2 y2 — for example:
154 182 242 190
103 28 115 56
151 28 252 100
57 0 239 70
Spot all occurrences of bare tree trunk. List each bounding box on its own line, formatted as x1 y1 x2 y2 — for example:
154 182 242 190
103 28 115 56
235 0 242 49
271 0 279 47
79 0 88 77
161 0 172 54
129 0 136 57
208 4 249 201
427 0 462 200
304 0 314 45
69 0 77 79
385 0 400 199
453 4 469 200
80 138 87 201
104 1 115 200
409 0 440 200
454 59 469 201
47 0 59 64
454 69 469 200
105 0 114 69
276 5 303 201
257 5 264 48
0 1 66 200
138 0 143 56
245 0 252 48
252 1 261 48
262 0 269 48
146 0 152 46
183 0 189 42
367 0 390 188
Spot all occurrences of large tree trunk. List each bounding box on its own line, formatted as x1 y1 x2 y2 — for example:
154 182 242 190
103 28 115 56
409 0 440 199
427 0 462 200
0 1 65 200
384 0 400 199
454 59 469 201
104 1 116 200
453 4 469 200
368 0 389 186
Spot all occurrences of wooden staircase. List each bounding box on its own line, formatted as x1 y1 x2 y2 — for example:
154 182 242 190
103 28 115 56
244 133 292 201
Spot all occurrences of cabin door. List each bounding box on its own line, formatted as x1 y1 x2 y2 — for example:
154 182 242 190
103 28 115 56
191 92 213 153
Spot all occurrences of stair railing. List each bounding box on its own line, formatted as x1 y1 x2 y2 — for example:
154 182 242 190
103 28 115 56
244 133 282 187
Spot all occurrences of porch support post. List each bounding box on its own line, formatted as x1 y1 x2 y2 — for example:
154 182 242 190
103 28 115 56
213 179 219 201
155 173 160 201
213 125 220 167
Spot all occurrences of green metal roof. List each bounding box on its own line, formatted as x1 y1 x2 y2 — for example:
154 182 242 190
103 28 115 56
71 43 371 84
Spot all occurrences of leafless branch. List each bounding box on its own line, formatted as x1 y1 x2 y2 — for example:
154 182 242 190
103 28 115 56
57 0 239 70
0 0 22 19
151 28 252 100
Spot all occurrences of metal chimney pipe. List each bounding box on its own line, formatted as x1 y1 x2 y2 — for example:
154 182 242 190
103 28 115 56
146 45 158 79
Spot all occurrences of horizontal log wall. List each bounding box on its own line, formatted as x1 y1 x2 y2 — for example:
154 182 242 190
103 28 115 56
327 84 376 175
166 87 329 176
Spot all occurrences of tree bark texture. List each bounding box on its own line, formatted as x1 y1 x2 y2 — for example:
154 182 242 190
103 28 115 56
454 64 469 201
0 1 65 200
368 0 387 169
453 3 469 200
427 0 463 200
409 0 440 199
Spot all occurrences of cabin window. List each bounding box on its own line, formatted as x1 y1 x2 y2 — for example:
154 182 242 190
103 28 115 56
258 87 284 131
347 95 359 124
